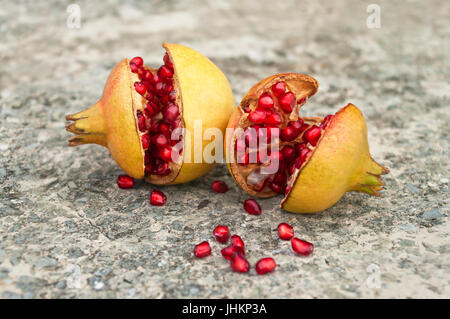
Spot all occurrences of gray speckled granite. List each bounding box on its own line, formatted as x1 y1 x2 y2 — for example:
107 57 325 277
0 0 449 298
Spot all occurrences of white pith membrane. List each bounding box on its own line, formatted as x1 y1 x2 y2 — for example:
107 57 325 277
231 77 333 199
129 53 184 184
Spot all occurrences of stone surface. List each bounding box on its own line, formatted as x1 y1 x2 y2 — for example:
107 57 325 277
0 0 449 298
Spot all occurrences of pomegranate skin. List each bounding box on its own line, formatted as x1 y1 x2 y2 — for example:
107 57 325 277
281 104 389 213
66 43 235 185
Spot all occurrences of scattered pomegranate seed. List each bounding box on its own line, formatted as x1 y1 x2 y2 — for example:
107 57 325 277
272 81 286 97
255 257 276 275
211 180 229 193
230 252 250 273
194 241 211 258
130 56 143 67
291 238 314 256
258 93 274 109
304 126 322 146
230 235 245 250
134 82 146 95
213 225 230 243
150 189 167 206
244 199 262 215
116 175 134 189
277 223 294 240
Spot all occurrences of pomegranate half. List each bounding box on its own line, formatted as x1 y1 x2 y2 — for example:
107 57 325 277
66 43 235 185
226 73 388 213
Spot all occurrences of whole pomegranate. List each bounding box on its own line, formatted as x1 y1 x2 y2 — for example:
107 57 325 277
226 73 388 213
66 43 235 185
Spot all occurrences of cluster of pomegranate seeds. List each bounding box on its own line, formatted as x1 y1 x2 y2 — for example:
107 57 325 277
237 80 333 195
130 54 182 178
244 198 262 215
277 222 294 240
255 257 276 275
211 180 229 193
193 241 211 258
213 225 230 243
149 189 167 206
291 238 314 256
116 175 134 189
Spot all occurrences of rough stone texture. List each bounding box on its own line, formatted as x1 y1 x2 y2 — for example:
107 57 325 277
0 0 449 299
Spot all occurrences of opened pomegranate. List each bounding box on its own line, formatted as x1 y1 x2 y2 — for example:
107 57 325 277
226 73 389 213
66 43 235 185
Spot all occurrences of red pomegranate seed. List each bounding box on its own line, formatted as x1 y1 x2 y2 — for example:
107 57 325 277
152 161 170 176
158 65 173 78
289 119 303 131
248 109 268 124
281 145 296 163
129 63 138 73
255 257 276 275
213 225 230 243
244 199 261 215
272 81 286 97
150 189 167 206
273 172 287 184
130 56 143 67
134 82 146 95
141 134 150 149
137 112 146 132
221 245 244 260
151 133 169 149
116 175 134 189
143 70 153 81
321 114 333 127
291 238 314 256
155 82 166 96
163 104 179 122
281 125 300 142
211 181 229 193
258 93 274 109
163 53 173 68
159 146 173 162
230 235 244 250
304 126 322 146
265 112 282 125
295 142 306 155
299 148 311 163
230 252 250 273
279 92 295 113
297 96 306 105
277 223 294 240
193 241 211 258
269 182 283 194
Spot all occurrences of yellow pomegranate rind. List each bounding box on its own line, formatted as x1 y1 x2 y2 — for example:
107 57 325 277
66 59 144 179
281 103 388 213
160 43 235 184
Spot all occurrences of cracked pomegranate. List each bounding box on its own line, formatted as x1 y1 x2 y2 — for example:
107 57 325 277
66 43 235 186
226 73 389 213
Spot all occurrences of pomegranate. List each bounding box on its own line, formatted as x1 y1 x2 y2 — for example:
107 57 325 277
226 73 389 213
116 175 134 189
66 43 235 186
194 241 211 258
255 257 276 275
213 225 230 243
